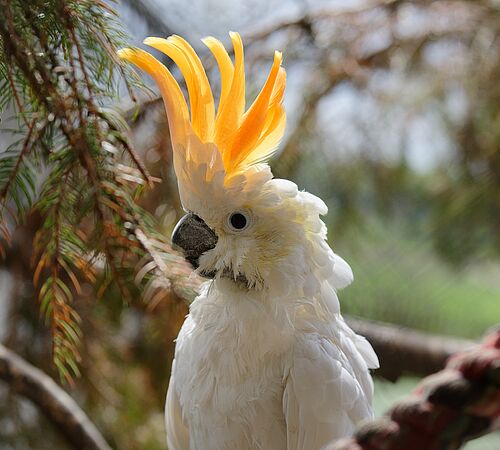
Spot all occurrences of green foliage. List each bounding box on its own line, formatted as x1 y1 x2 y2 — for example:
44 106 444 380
430 65 500 264
0 0 183 382
336 218 500 339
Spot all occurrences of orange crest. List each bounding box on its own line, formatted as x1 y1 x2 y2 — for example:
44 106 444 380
118 32 286 178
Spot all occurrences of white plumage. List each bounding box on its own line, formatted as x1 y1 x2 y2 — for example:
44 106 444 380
118 31 379 450
166 186 379 450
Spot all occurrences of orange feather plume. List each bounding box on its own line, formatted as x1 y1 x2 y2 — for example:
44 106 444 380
118 32 286 177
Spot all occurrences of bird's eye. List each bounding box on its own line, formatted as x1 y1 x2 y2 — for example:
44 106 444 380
227 211 251 232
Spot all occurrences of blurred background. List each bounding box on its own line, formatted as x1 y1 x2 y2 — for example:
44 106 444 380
1 0 499 449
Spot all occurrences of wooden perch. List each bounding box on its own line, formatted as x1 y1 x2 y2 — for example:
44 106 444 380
347 317 475 381
0 344 112 450
328 329 500 450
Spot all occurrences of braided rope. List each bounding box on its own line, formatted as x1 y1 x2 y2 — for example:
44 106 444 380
329 330 500 450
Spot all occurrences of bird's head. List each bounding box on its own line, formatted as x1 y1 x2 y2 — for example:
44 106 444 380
119 33 331 293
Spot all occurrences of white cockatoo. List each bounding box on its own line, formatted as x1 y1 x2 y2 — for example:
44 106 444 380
119 32 379 450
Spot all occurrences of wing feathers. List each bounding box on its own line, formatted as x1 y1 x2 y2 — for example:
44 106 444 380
284 332 374 450
165 366 190 450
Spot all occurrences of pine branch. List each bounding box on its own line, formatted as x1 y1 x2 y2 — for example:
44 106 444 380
0 118 40 257
0 0 180 380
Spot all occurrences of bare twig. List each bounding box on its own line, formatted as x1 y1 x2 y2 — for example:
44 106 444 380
120 0 174 38
0 343 112 450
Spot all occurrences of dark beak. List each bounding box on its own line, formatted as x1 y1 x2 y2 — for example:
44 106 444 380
171 213 218 271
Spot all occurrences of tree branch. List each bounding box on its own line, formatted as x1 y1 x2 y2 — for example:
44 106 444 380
347 317 475 381
0 343 112 450
120 0 174 38
329 329 500 450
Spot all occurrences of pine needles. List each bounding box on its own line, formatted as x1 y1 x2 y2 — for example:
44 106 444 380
0 0 196 382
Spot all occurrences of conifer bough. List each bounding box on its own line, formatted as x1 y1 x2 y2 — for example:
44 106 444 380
0 0 188 381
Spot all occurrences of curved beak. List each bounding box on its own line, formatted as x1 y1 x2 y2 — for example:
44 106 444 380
171 213 218 271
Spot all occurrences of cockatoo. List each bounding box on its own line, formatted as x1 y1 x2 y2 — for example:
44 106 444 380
118 32 378 450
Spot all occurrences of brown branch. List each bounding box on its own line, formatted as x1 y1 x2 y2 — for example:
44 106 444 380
328 329 500 450
241 1 380 43
347 317 475 381
0 343 112 450
272 76 340 178
120 0 174 38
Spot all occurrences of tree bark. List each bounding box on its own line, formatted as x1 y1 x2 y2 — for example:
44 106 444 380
328 330 500 450
347 317 475 381
0 344 112 450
